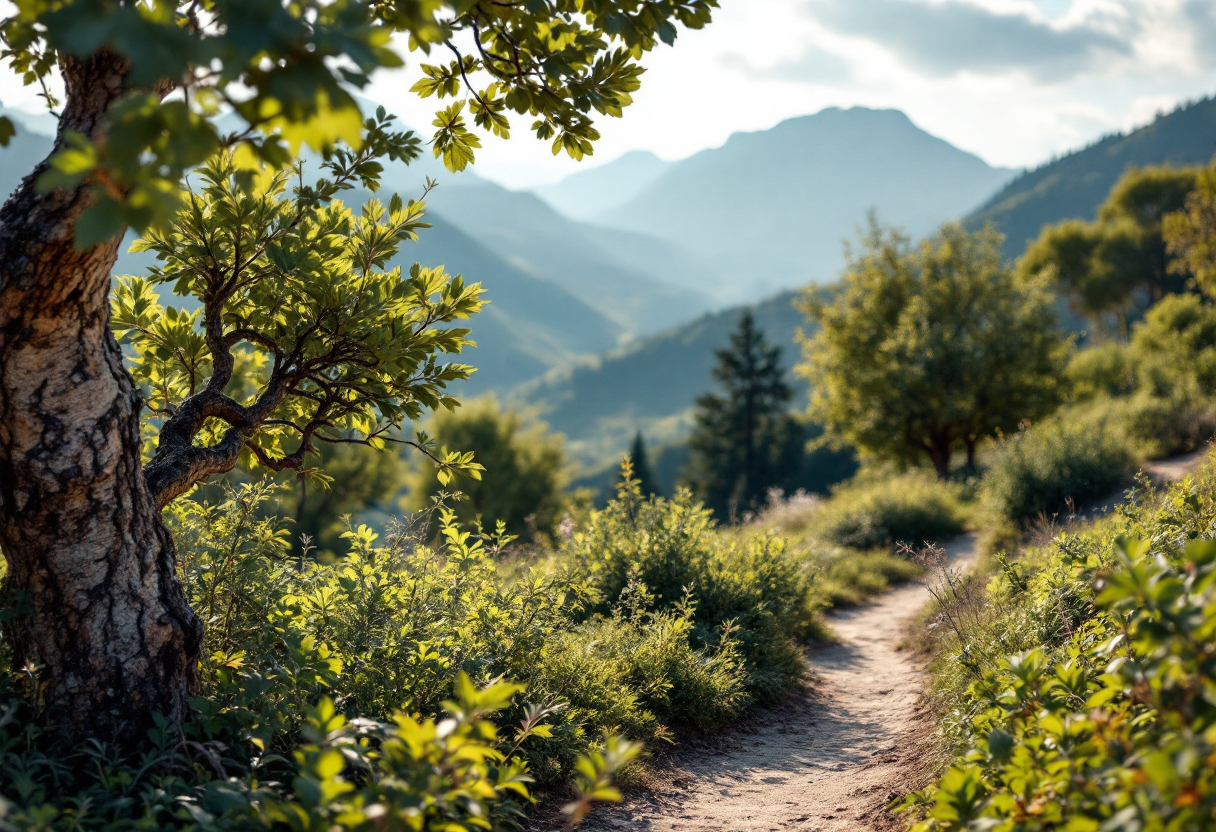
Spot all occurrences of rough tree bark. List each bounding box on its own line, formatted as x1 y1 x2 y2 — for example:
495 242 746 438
0 53 202 738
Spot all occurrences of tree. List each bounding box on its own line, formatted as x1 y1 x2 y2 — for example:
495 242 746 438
799 221 1070 479
0 0 717 737
684 312 802 519
1021 166 1200 337
285 440 411 558
1165 160 1216 297
405 398 568 540
622 431 660 498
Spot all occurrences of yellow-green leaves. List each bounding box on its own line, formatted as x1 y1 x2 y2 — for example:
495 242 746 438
564 736 641 824
6 0 718 239
430 102 482 172
118 144 485 497
0 116 14 147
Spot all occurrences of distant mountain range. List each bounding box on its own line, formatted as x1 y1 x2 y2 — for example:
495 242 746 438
537 107 1017 304
424 180 714 333
966 96 1216 258
534 150 668 221
523 97 1216 476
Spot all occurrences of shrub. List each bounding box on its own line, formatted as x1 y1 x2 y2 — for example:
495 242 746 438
1065 341 1136 401
815 473 967 550
982 416 1135 525
908 454 1216 830
563 477 820 702
1063 294 1216 459
814 549 923 607
405 397 570 539
0 478 756 829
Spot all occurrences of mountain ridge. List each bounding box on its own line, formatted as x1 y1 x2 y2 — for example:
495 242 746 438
965 95 1216 258
562 106 1016 303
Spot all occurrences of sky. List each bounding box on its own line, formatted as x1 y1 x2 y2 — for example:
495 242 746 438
3 0 1216 189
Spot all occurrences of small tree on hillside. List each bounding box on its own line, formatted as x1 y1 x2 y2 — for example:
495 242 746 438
405 398 568 540
1021 166 1200 337
799 220 1070 479
1165 160 1216 298
622 431 661 498
684 312 802 518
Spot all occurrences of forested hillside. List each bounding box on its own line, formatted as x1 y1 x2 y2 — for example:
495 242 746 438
967 95 1216 257
514 291 807 468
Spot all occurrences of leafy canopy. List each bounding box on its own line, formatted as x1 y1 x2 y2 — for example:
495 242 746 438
0 0 717 243
1021 166 1200 336
1165 158 1216 298
115 110 483 507
799 220 1070 478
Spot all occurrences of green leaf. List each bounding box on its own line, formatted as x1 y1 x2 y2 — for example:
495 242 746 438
74 198 126 248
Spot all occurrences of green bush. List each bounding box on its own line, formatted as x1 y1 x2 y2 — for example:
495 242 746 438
814 549 923 607
982 416 1135 525
0 478 773 829
1065 341 1136 400
1064 293 1216 459
909 454 1216 830
563 477 820 702
405 397 570 539
815 473 967 550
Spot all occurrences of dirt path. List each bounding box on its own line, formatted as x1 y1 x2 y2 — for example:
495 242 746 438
570 537 979 832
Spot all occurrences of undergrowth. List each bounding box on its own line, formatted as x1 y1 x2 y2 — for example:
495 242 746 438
906 451 1216 830
814 473 968 550
0 470 829 830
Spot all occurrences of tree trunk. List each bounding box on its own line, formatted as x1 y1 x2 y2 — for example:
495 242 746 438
0 53 202 739
927 441 952 480
964 438 977 474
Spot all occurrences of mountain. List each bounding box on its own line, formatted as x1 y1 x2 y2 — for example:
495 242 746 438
513 290 810 469
406 216 622 392
426 180 715 333
0 105 53 202
966 96 1216 259
582 107 1016 303
534 150 669 221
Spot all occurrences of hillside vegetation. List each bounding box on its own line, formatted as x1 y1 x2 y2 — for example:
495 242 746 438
514 291 807 470
907 455 1216 831
967 96 1216 259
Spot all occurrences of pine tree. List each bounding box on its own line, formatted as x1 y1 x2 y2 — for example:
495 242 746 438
623 431 662 498
684 312 802 519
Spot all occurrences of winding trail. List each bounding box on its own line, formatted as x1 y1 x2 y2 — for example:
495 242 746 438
573 536 978 832
558 452 1206 832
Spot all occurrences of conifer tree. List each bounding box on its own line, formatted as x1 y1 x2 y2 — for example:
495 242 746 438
624 431 662 498
684 312 801 519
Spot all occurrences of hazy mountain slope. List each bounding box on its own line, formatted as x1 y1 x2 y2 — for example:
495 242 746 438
408 217 622 392
427 180 714 333
534 150 668 221
571 223 725 299
597 107 1016 302
967 96 1216 258
0 108 52 202
514 291 809 468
